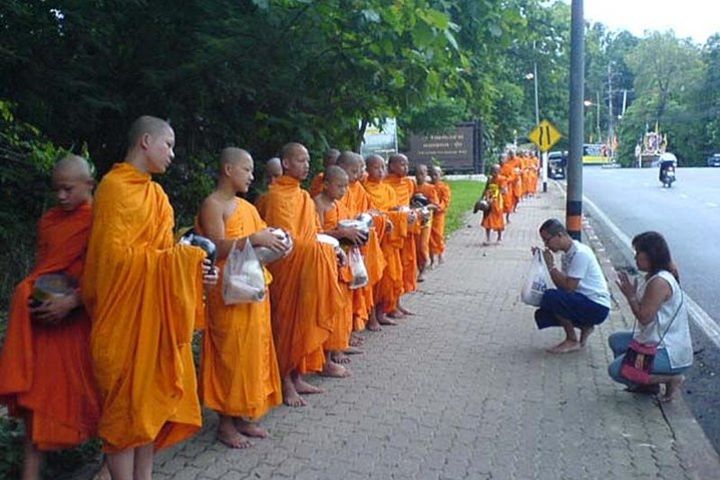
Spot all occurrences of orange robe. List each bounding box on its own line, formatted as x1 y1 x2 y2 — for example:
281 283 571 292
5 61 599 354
340 181 386 330
309 172 325 198
317 200 354 350
481 177 506 232
384 174 418 293
197 198 282 419
0 203 100 451
363 179 406 313
430 181 451 256
83 163 206 453
500 160 519 214
257 175 343 376
413 183 438 270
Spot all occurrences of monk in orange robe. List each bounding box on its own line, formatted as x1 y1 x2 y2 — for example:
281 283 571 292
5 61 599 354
362 155 407 326
481 164 506 244
196 148 285 449
336 151 387 332
499 152 519 222
428 165 451 267
309 148 340 198
0 156 100 480
254 156 282 213
385 154 419 316
413 164 439 281
83 116 218 478
256 142 344 407
313 166 366 372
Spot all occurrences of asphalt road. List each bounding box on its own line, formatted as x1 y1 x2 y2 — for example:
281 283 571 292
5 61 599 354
576 165 720 455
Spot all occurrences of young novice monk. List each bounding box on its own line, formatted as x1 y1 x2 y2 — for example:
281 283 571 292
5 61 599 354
413 164 439 282
428 166 451 267
83 116 218 479
0 155 100 480
197 148 285 449
481 164 506 245
257 142 344 407
313 166 366 375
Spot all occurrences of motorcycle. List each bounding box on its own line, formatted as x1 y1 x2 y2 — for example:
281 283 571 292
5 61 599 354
659 159 676 188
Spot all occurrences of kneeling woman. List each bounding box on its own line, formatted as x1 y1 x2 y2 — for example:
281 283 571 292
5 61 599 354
609 231 692 402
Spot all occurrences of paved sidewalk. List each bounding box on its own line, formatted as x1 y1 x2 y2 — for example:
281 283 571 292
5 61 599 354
144 185 718 480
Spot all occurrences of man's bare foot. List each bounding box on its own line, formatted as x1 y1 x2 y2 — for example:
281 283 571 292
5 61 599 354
438 255 444 264
350 334 365 346
482 240 490 246
282 381 307 407
387 310 404 319
579 326 595 346
343 346 364 355
293 377 324 394
659 375 685 403
235 419 269 438
320 361 351 378
366 319 382 332
218 420 252 448
331 351 352 364
417 274 425 282
546 339 581 354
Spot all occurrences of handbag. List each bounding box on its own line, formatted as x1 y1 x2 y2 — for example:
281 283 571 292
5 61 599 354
347 247 369 290
620 292 684 384
222 239 266 304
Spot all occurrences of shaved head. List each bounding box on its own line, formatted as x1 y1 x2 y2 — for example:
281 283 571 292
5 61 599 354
280 142 306 162
324 165 348 184
53 154 94 181
127 115 171 148
323 149 340 168
336 151 362 169
220 147 252 169
266 157 282 174
366 154 384 169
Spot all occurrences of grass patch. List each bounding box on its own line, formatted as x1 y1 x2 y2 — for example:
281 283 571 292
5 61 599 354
445 180 486 235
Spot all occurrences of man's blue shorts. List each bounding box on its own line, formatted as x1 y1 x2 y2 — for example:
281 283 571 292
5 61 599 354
534 288 609 330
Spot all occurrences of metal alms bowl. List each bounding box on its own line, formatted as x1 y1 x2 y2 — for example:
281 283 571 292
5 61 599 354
255 228 293 264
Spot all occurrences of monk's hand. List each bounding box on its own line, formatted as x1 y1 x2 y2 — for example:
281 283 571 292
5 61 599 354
616 270 637 299
202 259 219 287
253 228 289 253
29 294 78 325
339 226 367 246
407 210 417 225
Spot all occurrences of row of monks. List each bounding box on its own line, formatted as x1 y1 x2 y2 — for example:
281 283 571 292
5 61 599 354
0 116 451 479
480 149 541 243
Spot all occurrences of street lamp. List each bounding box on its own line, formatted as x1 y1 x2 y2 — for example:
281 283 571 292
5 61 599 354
583 97 600 143
525 68 540 127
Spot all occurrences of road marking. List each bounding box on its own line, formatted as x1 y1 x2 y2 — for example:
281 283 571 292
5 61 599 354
554 180 720 349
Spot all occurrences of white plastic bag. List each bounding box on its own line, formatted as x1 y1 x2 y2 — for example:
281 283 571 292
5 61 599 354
521 250 552 306
222 240 266 304
347 247 369 290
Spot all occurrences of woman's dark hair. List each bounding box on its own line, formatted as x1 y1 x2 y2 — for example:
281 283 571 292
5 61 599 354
632 231 679 282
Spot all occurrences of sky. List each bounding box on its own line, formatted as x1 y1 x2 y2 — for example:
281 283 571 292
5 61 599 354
577 0 717 45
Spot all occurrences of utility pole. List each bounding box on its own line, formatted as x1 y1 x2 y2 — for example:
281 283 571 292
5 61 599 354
567 0 584 241
607 63 614 156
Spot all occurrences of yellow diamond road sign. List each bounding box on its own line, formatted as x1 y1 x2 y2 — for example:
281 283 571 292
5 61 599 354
528 120 562 152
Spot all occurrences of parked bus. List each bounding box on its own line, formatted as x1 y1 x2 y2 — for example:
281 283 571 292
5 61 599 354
582 143 613 165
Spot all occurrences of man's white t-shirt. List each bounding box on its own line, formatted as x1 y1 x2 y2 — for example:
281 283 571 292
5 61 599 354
561 240 611 308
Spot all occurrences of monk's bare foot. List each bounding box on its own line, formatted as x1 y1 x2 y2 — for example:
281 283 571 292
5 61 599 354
387 310 404 319
659 375 685 403
438 255 444 265
366 319 382 332
350 334 365 346
546 339 581 354
343 345 364 355
378 316 398 326
282 381 307 407
417 274 425 282
482 241 490 246
331 351 352 364
398 305 414 316
294 377 324 394
218 421 252 448
235 419 269 438
320 361 351 378
579 326 595 347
